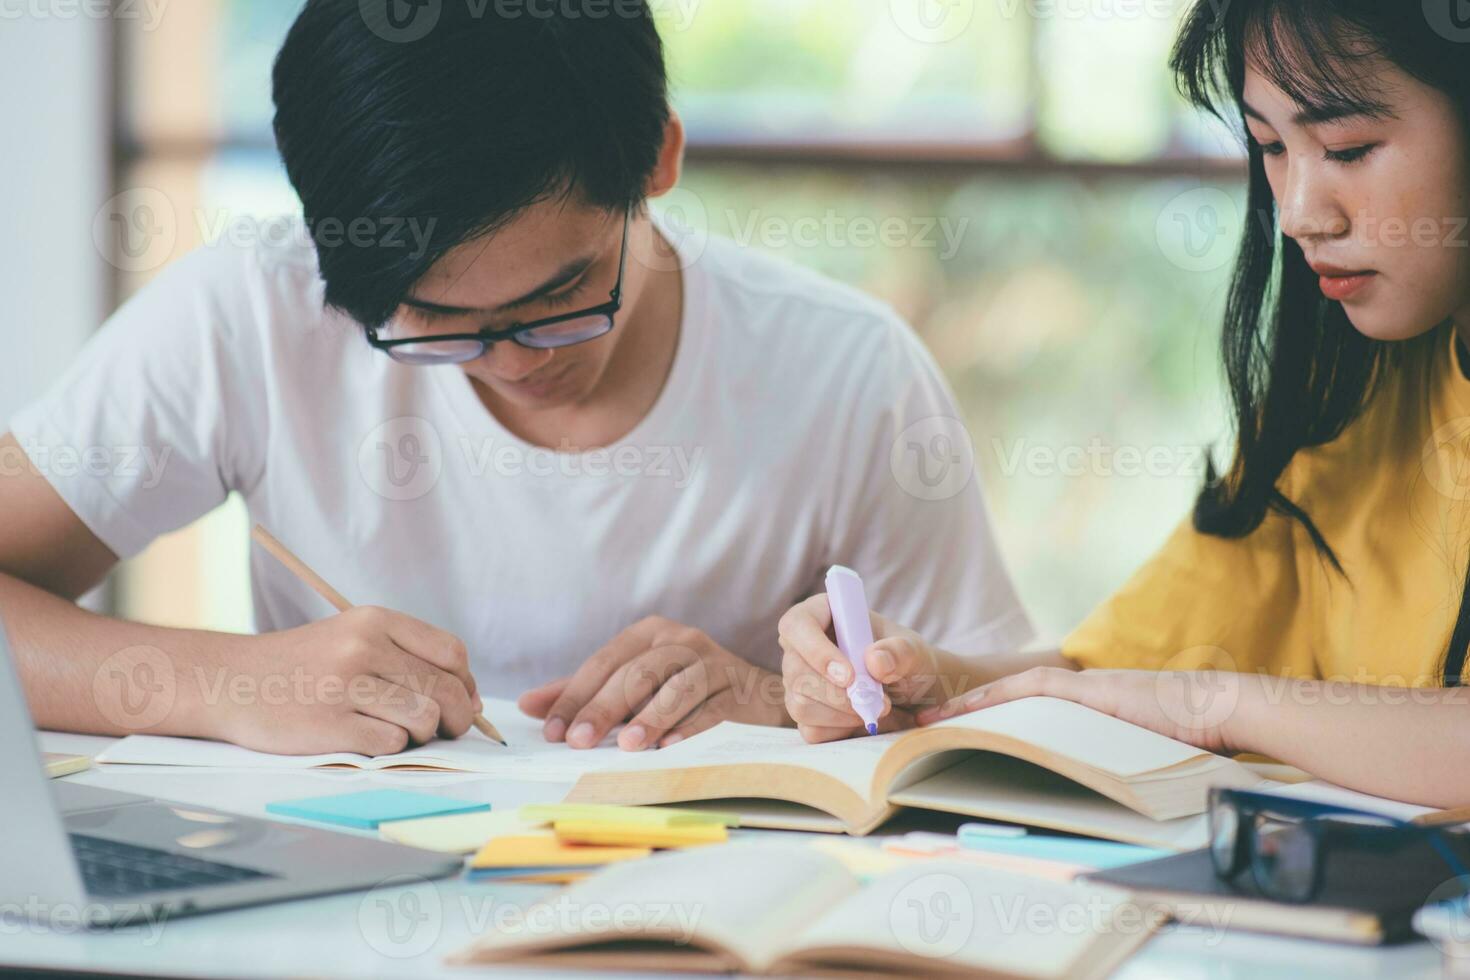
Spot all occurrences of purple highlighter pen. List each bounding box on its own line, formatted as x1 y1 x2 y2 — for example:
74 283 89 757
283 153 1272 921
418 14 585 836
825 565 885 736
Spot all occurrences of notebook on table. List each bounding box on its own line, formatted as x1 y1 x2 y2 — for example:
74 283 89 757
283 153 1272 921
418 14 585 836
94 698 629 781
1085 836 1470 945
450 841 1161 978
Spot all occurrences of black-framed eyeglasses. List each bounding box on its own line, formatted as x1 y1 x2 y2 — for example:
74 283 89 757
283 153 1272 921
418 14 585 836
367 210 631 366
1209 788 1470 903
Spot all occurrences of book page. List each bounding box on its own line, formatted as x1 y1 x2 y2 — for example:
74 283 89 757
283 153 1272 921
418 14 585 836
455 842 857 970
1262 779 1437 822
889 754 1211 851
609 722 900 798
775 859 1148 979
930 697 1207 778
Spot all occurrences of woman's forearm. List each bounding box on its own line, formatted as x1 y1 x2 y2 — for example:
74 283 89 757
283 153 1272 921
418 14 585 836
1229 680 1470 808
931 646 1076 703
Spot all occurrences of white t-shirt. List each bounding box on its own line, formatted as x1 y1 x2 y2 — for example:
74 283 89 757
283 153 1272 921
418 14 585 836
11 216 1033 697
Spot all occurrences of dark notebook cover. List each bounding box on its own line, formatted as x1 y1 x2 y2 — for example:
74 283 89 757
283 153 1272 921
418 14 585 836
1085 839 1467 945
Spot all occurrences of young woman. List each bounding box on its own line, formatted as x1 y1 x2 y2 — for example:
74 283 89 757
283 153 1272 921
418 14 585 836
779 0 1470 808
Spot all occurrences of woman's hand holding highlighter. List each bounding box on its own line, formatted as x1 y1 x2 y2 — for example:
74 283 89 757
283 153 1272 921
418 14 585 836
778 566 1081 745
777 571 945 743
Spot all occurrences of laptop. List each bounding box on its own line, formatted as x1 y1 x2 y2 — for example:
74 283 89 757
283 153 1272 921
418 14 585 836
1 626 464 927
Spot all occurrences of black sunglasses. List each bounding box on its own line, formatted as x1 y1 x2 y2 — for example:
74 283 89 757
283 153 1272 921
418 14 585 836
367 210 631 366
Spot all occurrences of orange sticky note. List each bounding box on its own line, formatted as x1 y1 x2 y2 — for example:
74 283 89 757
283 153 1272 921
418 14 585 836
552 820 728 849
470 834 651 870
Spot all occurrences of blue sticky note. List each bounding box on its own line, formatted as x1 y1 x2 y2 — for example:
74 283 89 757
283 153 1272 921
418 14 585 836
956 832 1170 869
468 866 599 880
266 790 489 830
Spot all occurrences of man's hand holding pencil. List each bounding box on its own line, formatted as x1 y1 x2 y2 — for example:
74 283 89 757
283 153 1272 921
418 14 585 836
226 526 503 757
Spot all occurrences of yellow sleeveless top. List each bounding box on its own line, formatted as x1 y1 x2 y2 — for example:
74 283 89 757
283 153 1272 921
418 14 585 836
1064 325 1470 687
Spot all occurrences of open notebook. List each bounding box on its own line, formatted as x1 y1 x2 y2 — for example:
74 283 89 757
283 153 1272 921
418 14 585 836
564 697 1260 846
451 841 1160 977
93 698 632 783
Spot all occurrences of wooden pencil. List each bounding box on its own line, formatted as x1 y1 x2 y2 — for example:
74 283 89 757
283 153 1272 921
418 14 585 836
251 524 506 746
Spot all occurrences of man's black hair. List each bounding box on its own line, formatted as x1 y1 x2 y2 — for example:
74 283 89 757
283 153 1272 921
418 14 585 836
272 0 670 330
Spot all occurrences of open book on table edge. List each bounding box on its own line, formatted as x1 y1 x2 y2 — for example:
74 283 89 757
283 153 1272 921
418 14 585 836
449 842 1161 978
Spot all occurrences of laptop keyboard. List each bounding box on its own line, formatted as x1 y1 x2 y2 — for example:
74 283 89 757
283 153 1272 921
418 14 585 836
71 833 277 898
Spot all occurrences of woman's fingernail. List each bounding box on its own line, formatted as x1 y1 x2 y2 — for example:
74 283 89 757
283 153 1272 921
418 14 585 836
475 695 485 712
568 722 595 747
621 724 647 750
544 717 567 742
827 662 850 684
661 733 684 747
870 649 896 677
965 688 989 708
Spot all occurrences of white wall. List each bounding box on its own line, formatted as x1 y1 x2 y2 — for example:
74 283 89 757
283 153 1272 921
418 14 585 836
0 12 110 419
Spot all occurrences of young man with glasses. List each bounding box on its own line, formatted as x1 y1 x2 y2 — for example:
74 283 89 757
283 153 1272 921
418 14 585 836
0 0 1031 756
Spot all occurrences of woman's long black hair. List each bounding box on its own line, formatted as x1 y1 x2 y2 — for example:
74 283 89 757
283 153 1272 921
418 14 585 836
1170 1 1470 682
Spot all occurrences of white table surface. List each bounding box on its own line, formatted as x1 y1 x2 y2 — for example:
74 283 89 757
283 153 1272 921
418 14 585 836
3 732 1446 980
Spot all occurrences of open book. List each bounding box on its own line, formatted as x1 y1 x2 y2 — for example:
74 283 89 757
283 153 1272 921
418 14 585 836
451 841 1160 977
564 697 1260 848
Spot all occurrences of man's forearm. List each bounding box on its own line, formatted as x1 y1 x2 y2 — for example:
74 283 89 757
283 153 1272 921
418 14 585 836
1227 680 1470 809
0 571 237 738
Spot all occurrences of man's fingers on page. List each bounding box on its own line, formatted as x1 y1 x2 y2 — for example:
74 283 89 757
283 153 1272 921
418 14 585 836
621 660 720 751
777 595 848 684
567 654 689 751
348 713 412 757
518 678 568 720
616 647 701 731
544 626 657 741
655 697 727 748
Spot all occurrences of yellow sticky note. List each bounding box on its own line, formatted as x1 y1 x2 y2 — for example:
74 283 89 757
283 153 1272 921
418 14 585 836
471 834 651 870
521 804 739 829
552 820 728 849
809 839 911 879
380 809 538 854
44 753 91 779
